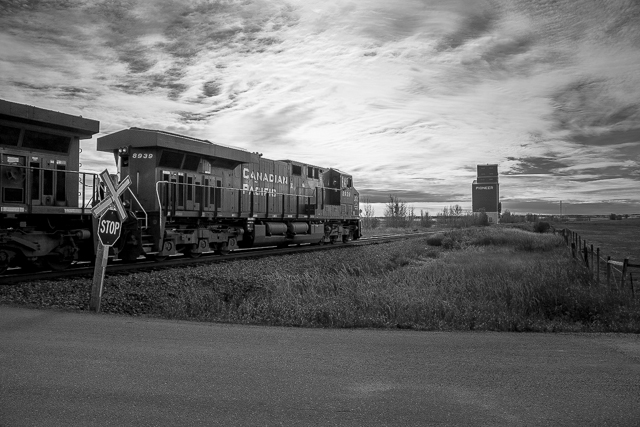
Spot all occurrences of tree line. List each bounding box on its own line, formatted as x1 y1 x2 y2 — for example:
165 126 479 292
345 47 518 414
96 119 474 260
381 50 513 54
360 196 490 229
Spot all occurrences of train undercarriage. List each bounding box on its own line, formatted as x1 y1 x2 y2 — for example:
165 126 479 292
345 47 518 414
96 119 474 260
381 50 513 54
0 215 94 273
137 216 361 261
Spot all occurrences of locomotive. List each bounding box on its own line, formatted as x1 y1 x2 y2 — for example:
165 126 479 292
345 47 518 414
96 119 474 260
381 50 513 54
0 99 361 273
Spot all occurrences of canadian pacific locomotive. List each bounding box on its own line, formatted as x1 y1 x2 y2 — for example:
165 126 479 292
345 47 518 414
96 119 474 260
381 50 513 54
0 99 361 273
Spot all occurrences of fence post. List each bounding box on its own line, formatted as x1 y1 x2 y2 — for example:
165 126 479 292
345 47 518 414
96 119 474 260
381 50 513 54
596 247 600 286
621 258 628 291
590 244 594 277
606 256 611 288
583 241 589 269
571 242 576 259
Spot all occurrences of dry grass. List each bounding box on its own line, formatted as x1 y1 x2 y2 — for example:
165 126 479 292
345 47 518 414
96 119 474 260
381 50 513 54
2 227 639 332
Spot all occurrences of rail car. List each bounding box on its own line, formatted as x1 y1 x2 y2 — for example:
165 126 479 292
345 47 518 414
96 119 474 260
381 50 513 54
0 99 361 272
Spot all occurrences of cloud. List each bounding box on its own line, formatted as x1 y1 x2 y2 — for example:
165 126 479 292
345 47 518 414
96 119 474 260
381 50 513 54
505 156 569 175
2 0 640 215
570 128 640 146
436 6 497 51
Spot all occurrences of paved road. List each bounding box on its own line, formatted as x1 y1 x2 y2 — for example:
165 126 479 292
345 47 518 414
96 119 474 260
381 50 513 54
1 306 639 426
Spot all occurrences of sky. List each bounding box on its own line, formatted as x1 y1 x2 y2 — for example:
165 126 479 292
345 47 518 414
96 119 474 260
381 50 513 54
1 0 639 216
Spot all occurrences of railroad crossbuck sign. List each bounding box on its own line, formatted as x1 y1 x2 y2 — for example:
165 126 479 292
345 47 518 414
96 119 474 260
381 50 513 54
90 170 131 313
91 170 131 222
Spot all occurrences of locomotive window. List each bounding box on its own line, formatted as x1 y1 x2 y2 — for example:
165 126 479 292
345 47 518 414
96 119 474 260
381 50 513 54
307 167 313 178
0 125 21 146
314 168 319 179
292 165 302 176
23 130 70 153
159 150 184 169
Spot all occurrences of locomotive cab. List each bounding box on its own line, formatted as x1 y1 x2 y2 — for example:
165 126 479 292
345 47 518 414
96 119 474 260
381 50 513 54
1 117 87 209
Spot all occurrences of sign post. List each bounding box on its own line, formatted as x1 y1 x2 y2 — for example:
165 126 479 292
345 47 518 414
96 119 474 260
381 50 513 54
89 170 131 313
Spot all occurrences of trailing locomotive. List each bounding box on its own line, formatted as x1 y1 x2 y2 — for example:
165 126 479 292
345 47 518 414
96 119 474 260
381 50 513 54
0 99 361 272
0 99 100 273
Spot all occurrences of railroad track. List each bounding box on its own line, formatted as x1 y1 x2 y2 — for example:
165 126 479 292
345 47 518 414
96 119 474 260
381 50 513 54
1 232 433 284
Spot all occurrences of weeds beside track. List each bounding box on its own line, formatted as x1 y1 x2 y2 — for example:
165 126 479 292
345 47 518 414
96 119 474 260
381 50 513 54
2 227 639 332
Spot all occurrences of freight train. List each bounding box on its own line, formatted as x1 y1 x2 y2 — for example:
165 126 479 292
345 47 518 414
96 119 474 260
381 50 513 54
0 99 361 273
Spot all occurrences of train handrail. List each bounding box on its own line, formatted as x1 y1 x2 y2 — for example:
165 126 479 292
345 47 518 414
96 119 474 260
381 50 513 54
0 163 100 212
126 187 148 229
155 180 169 223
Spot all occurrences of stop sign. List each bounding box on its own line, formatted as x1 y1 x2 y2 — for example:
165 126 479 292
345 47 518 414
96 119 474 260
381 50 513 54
98 209 122 246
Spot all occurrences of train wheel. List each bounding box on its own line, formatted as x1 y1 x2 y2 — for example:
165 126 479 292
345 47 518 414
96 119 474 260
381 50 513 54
44 244 77 271
0 250 12 274
215 243 229 256
186 246 202 259
44 256 73 271
187 240 207 258
145 253 167 262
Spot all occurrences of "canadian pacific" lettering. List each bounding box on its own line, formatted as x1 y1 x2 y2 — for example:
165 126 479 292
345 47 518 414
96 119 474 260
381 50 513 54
242 167 289 195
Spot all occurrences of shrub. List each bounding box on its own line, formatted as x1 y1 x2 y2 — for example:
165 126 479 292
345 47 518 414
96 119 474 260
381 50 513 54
426 234 444 246
533 221 550 233
441 236 458 249
475 209 489 226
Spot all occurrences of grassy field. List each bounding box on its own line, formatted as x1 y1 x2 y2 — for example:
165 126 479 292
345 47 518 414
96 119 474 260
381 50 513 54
2 226 639 332
553 218 640 262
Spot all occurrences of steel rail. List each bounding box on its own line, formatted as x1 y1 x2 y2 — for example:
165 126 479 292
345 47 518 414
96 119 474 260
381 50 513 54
1 232 433 284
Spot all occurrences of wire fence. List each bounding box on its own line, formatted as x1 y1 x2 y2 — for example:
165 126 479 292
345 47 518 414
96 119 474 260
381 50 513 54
556 228 638 296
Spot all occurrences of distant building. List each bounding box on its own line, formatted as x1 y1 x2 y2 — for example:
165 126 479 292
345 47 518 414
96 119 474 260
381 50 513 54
472 164 500 223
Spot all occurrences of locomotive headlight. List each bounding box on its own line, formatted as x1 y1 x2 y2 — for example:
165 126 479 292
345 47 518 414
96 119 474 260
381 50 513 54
118 146 130 167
